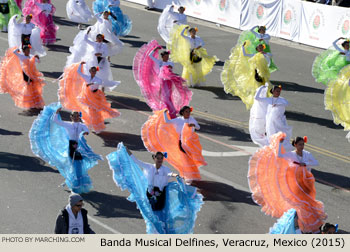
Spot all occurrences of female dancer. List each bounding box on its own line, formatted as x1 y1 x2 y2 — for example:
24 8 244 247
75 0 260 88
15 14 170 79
92 0 132 37
248 132 327 233
279 136 319 172
168 25 217 87
324 64 350 131
238 25 277 72
66 0 93 24
0 0 21 32
221 41 271 110
107 142 203 234
59 62 120 133
8 14 46 57
0 46 45 110
254 84 293 150
23 0 58 45
312 37 350 85
141 107 206 181
66 27 119 84
29 103 102 193
269 209 302 234
158 5 187 43
133 40 192 119
249 84 269 147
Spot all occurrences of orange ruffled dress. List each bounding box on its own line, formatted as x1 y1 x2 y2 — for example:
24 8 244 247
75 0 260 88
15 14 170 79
248 132 327 233
58 63 120 132
141 110 206 180
0 47 45 109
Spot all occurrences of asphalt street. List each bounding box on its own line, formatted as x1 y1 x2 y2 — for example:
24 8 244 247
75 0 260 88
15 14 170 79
0 0 349 234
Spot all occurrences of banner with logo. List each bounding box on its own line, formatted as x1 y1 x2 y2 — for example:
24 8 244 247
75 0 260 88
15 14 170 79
299 2 350 49
278 0 302 42
239 0 282 37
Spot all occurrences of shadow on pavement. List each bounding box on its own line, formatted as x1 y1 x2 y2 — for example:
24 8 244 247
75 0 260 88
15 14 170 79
53 16 89 27
42 71 63 79
193 86 241 100
107 95 152 112
0 128 22 136
110 63 132 70
120 39 148 48
197 118 251 142
82 191 142 219
0 152 58 173
286 111 343 129
271 80 324 94
96 131 146 151
46 44 70 54
191 180 256 205
18 108 43 117
313 169 350 189
214 60 225 67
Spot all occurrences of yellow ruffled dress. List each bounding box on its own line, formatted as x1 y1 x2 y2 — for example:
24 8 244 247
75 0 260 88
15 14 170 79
167 25 218 86
324 65 350 130
221 40 271 110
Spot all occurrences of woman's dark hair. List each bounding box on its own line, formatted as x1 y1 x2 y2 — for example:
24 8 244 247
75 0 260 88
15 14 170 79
255 44 263 51
189 28 196 33
342 41 349 48
292 137 304 147
22 45 31 52
320 223 336 233
178 6 185 11
179 106 191 116
160 51 170 57
270 85 281 94
255 69 263 83
96 34 103 39
258 26 266 32
90 66 97 71
152 152 164 159
103 11 109 15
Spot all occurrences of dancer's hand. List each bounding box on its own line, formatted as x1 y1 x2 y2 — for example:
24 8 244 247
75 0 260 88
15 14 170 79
243 41 246 46
189 123 195 127
279 138 284 143
83 132 89 136
81 61 86 65
87 27 91 34
56 108 62 114
95 53 102 57
299 162 306 167
34 55 39 60
185 26 190 29
125 146 132 156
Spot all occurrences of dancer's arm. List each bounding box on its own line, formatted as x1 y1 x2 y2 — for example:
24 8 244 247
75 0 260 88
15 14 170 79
250 25 259 37
94 13 103 23
53 109 71 128
77 62 90 82
163 110 175 124
254 84 270 103
189 117 200 130
263 34 271 44
149 47 162 66
196 37 204 49
181 27 191 42
333 37 346 53
84 29 95 47
13 48 27 61
126 147 152 171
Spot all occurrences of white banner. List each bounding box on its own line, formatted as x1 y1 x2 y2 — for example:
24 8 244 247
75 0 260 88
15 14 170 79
239 0 282 37
125 0 350 49
278 0 302 42
298 1 350 49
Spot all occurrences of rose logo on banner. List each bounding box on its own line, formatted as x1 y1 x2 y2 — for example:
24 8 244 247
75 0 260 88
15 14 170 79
256 5 264 20
284 10 292 25
195 0 201 5
342 20 350 35
219 0 227 11
313 15 321 30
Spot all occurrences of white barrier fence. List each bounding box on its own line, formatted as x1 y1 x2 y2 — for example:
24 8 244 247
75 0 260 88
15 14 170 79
125 0 350 49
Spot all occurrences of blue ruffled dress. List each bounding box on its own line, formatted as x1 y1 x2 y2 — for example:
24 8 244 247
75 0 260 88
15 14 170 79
92 0 132 36
269 208 298 234
29 102 103 193
107 142 203 234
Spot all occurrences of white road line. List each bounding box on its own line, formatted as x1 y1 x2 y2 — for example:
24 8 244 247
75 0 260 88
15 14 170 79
202 145 258 157
87 215 122 234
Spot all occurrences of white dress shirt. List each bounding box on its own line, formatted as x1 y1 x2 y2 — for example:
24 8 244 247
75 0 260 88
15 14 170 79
169 7 187 25
251 26 271 44
53 114 89 141
164 111 200 135
149 53 174 69
278 143 319 172
242 45 272 65
84 34 108 58
131 155 172 192
333 39 350 61
181 27 204 50
13 21 35 35
77 65 103 91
